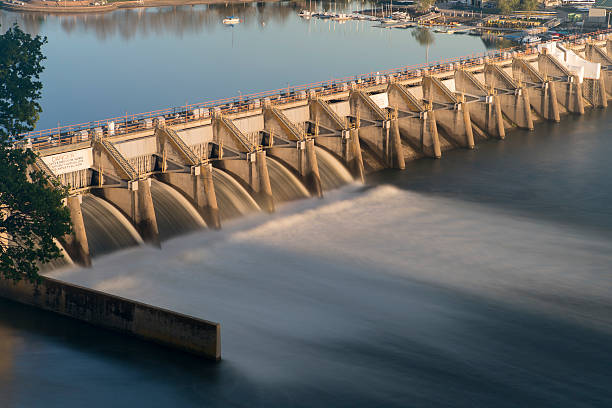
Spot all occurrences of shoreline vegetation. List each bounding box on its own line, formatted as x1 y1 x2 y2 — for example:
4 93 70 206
0 0 275 14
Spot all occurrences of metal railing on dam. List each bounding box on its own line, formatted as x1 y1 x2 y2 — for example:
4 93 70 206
19 29 612 151
27 30 612 263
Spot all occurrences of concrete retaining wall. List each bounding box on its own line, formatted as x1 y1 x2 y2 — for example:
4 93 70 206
0 276 220 360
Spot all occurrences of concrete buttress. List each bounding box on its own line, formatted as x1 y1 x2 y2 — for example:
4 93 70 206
198 163 221 229
308 98 364 180
349 128 365 183
512 58 561 122
422 76 474 149
136 178 160 246
584 44 611 106
455 69 507 139
264 106 322 196
391 113 406 169
386 83 442 158
349 90 405 168
256 150 275 213
304 138 323 196
538 54 585 115
483 63 533 130
155 127 221 229
212 115 274 212
63 195 91 267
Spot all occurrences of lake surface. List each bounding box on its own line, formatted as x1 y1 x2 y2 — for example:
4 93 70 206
1 3 612 408
1 1 489 129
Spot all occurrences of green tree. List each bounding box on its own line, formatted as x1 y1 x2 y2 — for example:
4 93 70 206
416 0 436 12
0 24 71 283
497 0 520 14
521 0 539 11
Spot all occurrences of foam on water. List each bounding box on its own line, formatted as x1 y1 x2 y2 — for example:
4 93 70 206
48 183 612 405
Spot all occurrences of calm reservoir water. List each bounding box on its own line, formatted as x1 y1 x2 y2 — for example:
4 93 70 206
1 3 611 407
1 1 490 129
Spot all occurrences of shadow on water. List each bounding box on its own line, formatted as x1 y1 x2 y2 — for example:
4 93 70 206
370 109 612 237
0 298 246 407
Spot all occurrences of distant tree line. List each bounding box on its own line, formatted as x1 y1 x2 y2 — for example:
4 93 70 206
417 0 436 12
496 0 539 13
414 0 538 14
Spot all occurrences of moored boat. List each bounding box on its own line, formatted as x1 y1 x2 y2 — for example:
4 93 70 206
299 10 313 18
520 35 541 45
222 16 240 25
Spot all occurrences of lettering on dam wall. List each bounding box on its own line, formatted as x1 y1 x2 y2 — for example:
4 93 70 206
42 148 93 175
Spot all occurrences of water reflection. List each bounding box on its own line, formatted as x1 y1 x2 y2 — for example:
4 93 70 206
1 0 490 131
411 27 434 62
0 322 16 408
0 1 372 40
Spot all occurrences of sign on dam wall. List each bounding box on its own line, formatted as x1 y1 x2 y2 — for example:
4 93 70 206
41 148 93 175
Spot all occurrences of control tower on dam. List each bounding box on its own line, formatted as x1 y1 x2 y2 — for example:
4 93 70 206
20 32 612 268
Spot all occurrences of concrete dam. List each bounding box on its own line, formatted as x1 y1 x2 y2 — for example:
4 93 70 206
6 32 612 358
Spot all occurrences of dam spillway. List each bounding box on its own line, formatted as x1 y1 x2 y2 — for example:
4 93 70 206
21 31 612 268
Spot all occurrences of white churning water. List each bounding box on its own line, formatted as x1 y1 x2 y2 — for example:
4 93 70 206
80 194 142 258
315 146 354 190
149 179 206 240
266 157 310 203
212 167 261 221
49 184 612 391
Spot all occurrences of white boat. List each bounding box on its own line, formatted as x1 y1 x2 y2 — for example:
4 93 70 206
333 13 351 21
223 16 240 25
299 10 313 18
520 35 541 44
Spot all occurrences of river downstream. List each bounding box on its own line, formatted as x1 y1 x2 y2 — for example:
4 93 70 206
1 2 611 408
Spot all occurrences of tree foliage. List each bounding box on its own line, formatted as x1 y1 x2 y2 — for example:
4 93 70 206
0 24 71 282
496 0 538 13
416 0 436 12
0 24 47 139
521 0 539 11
